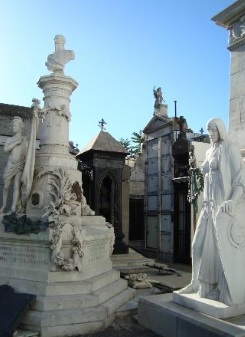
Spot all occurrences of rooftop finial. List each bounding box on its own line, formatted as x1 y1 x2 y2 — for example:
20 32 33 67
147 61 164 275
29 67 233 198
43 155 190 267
98 118 107 131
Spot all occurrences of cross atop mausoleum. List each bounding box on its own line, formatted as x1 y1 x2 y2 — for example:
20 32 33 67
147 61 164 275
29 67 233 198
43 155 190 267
98 118 107 131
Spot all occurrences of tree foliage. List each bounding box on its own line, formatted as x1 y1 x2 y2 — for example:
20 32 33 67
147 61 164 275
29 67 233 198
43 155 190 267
119 130 143 155
119 138 131 153
131 130 143 154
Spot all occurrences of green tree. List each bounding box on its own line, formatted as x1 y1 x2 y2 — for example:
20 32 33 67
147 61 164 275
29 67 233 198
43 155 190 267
131 130 143 154
119 138 131 153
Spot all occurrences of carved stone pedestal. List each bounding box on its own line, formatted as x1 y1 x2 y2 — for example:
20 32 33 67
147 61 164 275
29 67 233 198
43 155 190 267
0 216 134 337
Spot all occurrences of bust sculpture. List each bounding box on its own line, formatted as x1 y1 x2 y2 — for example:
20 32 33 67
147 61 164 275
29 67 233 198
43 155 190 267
45 35 75 74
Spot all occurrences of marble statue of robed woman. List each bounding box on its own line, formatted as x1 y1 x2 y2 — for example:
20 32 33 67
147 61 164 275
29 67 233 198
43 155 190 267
179 118 245 306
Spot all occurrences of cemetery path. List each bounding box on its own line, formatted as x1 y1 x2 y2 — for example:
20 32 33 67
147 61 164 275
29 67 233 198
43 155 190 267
75 316 161 337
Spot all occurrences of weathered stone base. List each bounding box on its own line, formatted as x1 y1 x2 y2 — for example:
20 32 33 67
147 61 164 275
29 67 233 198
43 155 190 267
173 291 245 319
138 293 245 337
18 272 134 337
0 216 135 337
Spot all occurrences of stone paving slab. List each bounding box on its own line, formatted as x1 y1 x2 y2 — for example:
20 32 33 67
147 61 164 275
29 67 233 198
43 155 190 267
75 316 161 337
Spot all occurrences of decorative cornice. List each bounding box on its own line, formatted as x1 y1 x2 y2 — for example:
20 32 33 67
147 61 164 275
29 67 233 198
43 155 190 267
212 1 245 50
212 1 245 28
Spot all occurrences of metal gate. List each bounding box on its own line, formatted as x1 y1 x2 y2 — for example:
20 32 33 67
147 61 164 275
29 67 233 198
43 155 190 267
173 182 191 264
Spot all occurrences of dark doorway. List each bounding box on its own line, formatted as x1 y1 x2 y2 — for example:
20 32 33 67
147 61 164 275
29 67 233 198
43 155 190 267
99 176 113 223
173 182 191 264
129 198 144 241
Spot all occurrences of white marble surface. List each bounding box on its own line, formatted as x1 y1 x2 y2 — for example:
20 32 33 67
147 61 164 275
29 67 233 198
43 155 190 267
173 291 245 319
139 293 245 337
178 118 245 307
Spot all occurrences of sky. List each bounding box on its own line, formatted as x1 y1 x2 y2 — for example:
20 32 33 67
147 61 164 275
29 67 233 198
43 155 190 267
0 0 235 150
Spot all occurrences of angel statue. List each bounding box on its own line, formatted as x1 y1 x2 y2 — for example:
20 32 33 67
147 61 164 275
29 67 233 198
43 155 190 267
153 86 164 109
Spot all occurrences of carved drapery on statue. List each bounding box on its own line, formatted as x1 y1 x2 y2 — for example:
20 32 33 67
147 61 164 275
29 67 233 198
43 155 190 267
21 99 41 209
177 118 245 307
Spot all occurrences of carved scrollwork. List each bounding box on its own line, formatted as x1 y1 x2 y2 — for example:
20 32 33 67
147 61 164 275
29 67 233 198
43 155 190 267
37 168 84 271
229 16 245 45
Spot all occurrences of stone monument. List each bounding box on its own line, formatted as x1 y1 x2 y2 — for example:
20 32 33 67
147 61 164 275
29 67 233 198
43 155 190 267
174 118 245 318
139 118 245 337
0 35 134 337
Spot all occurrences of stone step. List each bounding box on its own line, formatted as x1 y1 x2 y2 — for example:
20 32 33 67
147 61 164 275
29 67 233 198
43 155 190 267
15 330 39 336
89 269 121 292
32 292 99 311
93 278 129 304
103 287 136 316
112 248 155 269
116 297 138 318
0 269 120 297
21 278 129 327
20 282 134 337
22 305 108 328
31 275 126 311
23 318 108 337
28 288 135 337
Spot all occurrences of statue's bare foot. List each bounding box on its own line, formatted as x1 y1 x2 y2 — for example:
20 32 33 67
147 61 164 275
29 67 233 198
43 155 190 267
178 282 198 294
0 206 5 214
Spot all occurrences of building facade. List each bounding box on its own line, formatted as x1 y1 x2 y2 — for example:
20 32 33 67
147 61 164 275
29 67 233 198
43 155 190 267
143 100 209 262
76 130 129 253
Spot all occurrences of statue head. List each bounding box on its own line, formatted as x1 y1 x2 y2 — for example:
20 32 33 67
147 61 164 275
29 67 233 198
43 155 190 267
54 35 65 48
207 118 227 143
13 116 24 132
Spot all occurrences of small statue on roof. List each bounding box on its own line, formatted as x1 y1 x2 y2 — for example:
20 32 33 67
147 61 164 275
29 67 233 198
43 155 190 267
153 86 165 109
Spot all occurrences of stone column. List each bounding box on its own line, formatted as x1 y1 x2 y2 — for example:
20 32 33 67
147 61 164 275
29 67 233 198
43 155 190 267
212 2 245 154
37 74 78 156
26 35 82 218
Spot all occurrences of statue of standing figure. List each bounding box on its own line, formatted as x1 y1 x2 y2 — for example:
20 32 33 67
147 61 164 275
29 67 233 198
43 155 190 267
0 100 40 214
178 118 245 306
0 117 27 213
153 86 164 109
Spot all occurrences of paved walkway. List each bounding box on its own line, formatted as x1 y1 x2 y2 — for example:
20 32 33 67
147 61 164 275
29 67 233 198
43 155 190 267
79 251 192 337
79 316 161 337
